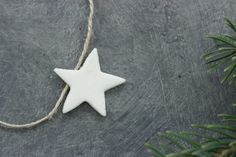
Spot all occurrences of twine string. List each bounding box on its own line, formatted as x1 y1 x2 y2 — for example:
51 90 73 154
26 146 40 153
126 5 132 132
0 0 94 129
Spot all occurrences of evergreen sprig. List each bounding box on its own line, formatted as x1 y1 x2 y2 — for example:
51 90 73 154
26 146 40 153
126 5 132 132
202 17 236 84
145 17 236 157
145 105 236 157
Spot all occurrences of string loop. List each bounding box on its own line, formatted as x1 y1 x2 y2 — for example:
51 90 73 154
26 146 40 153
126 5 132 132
0 0 94 129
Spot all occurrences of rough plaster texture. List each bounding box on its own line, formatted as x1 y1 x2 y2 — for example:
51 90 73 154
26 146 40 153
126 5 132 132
0 0 236 157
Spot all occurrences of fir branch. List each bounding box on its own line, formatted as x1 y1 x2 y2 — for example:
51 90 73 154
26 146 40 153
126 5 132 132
203 17 236 84
145 106 236 157
146 18 236 157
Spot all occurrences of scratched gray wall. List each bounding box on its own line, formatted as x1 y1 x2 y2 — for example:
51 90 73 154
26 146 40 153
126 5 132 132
0 0 236 156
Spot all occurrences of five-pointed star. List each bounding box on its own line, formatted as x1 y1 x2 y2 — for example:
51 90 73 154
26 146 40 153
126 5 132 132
54 48 125 116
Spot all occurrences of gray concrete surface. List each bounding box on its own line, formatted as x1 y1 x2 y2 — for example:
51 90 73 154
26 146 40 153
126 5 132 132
0 0 236 156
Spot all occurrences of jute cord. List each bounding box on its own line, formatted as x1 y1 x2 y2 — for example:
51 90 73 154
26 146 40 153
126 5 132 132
0 0 94 129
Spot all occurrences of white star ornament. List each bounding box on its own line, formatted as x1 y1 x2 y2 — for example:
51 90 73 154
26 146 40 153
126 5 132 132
54 48 125 117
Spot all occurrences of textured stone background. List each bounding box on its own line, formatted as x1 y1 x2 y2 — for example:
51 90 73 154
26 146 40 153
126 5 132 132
0 0 236 156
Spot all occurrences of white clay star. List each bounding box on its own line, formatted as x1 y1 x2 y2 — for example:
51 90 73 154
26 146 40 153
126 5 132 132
54 48 125 116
